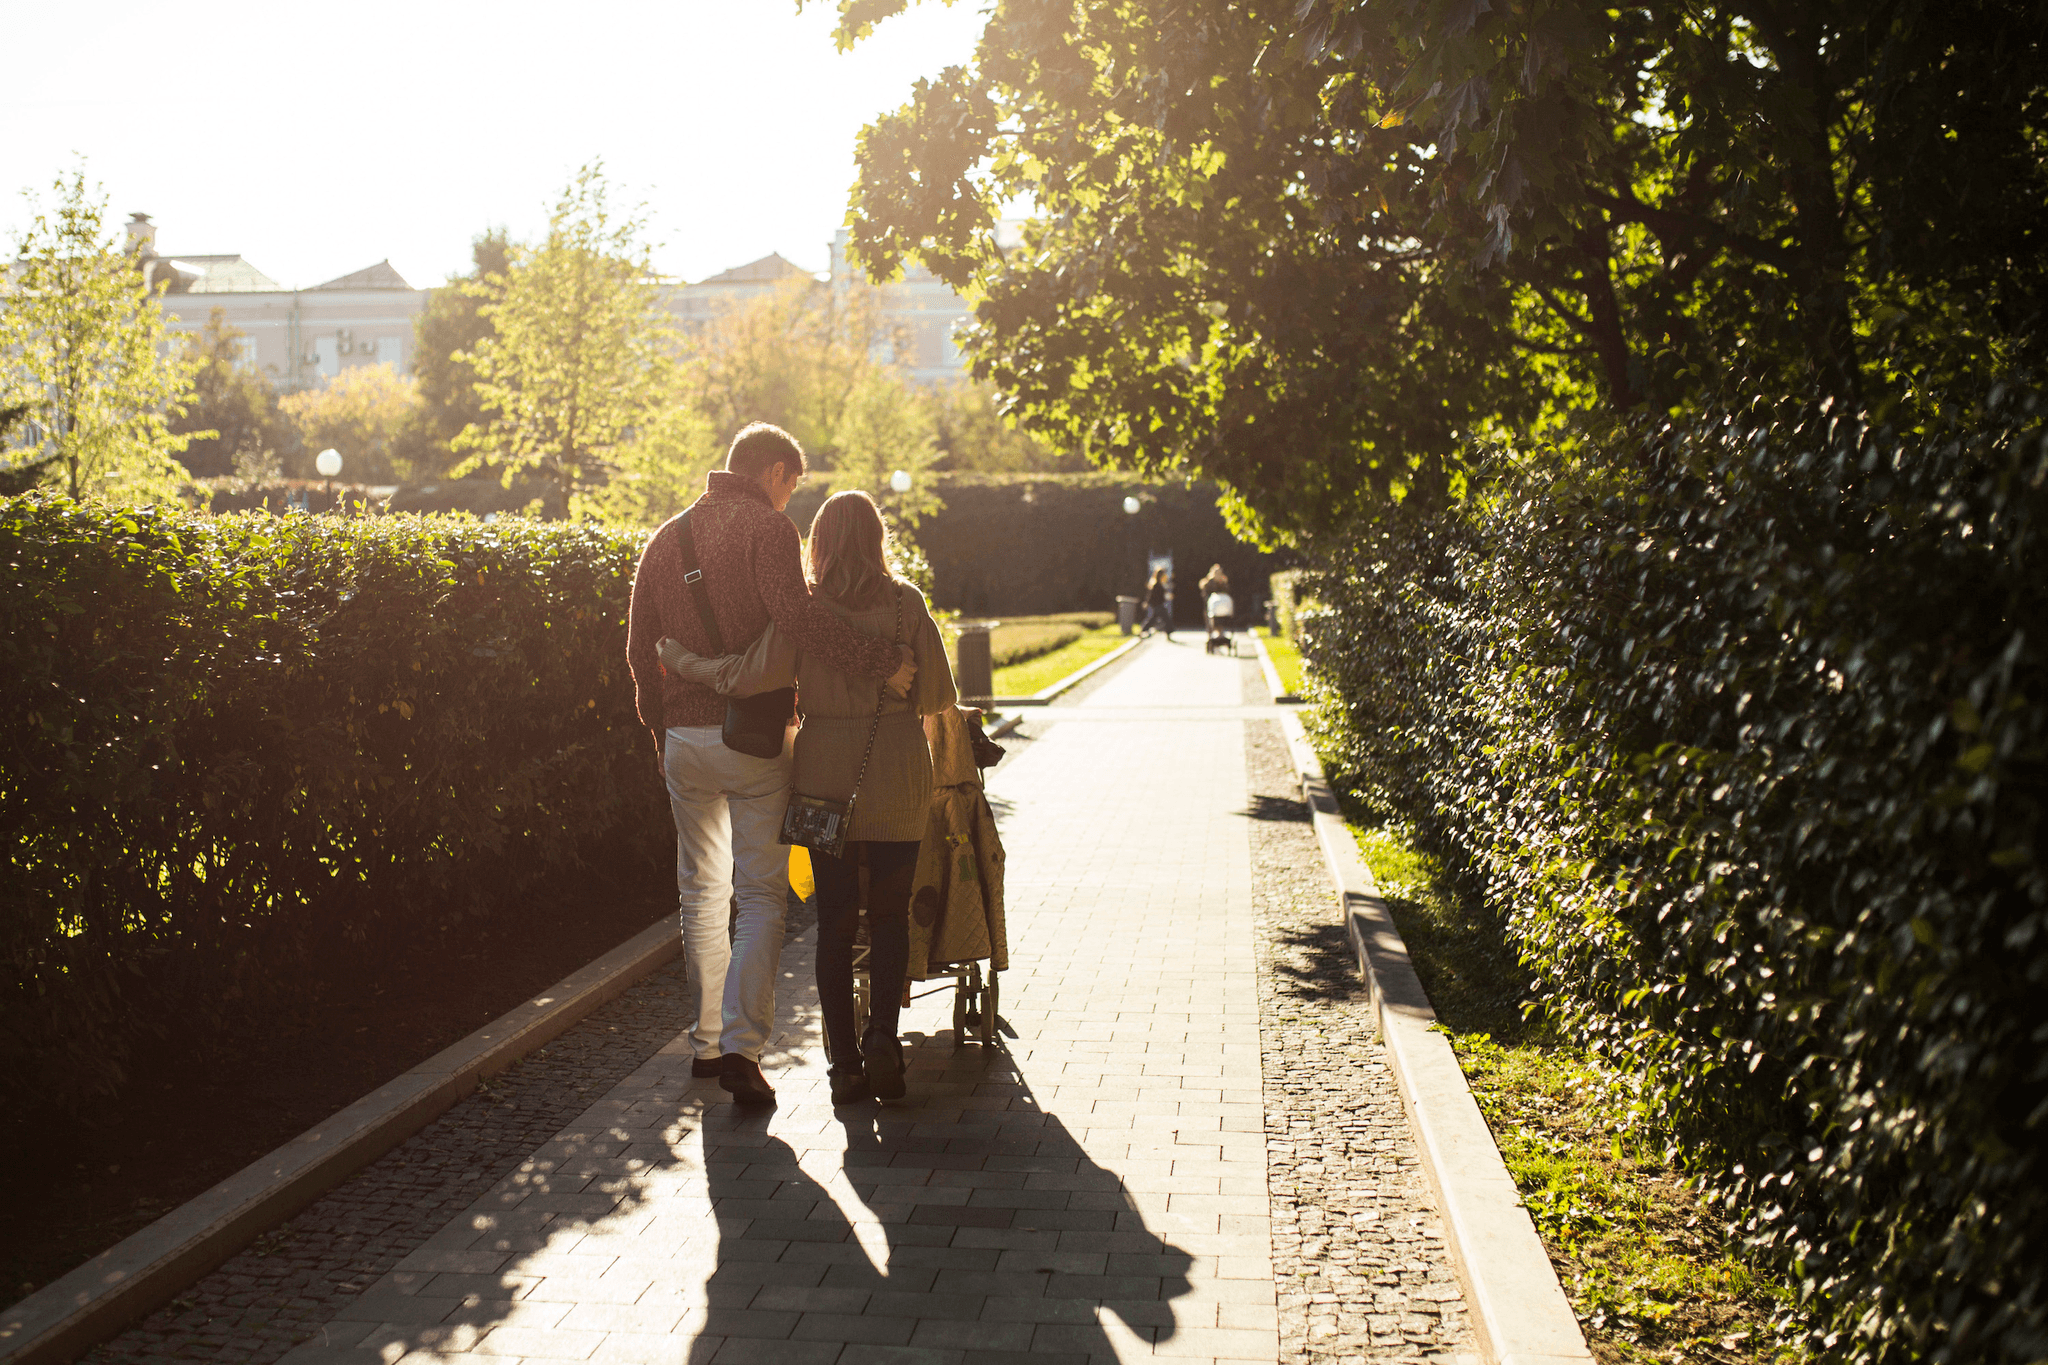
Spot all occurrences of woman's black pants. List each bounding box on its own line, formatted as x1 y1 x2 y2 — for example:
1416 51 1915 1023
813 840 918 1074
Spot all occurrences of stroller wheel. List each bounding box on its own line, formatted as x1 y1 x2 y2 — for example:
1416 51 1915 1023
979 970 1000 1046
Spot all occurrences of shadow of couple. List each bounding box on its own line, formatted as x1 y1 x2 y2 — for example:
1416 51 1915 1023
357 1040 1205 1365
678 1040 1200 1363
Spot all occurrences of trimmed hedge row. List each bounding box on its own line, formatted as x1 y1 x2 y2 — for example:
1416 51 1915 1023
1 499 662 1110
1302 387 2047 1361
787 475 1289 619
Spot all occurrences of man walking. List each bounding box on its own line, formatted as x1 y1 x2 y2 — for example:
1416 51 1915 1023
627 423 913 1103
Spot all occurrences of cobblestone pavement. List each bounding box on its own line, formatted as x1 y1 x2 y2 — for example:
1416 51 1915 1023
77 636 1473 1365
85 908 815 1365
1237 717 1473 1365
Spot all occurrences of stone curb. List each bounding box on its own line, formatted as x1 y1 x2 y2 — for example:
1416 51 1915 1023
1273 711 1594 1365
1249 631 1298 703
0 913 684 1365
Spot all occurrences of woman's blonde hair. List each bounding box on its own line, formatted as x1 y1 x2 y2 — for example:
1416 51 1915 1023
807 490 898 609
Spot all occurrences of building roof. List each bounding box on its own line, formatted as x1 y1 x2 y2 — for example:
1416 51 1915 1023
158 254 286 293
695 253 814 287
311 260 415 291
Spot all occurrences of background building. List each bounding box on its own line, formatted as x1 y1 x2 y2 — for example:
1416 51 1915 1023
130 214 427 390
134 214 1011 392
669 252 816 326
829 227 969 385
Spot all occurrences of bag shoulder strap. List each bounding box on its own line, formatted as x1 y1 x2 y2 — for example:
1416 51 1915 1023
674 507 726 657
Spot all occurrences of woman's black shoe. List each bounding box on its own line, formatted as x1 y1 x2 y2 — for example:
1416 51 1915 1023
829 1071 872 1105
862 1032 906 1100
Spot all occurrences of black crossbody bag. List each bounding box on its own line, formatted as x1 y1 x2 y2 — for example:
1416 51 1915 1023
779 590 903 860
674 508 795 760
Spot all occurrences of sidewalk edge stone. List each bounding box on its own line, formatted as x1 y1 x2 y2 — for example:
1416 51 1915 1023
0 912 684 1365
1248 633 1295 704
1273 712 1593 1365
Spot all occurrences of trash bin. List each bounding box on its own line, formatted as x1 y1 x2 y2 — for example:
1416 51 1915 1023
957 623 995 702
1116 595 1140 635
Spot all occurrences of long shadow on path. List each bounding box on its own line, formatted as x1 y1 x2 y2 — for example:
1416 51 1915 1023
696 1042 1197 1365
322 1030 1198 1365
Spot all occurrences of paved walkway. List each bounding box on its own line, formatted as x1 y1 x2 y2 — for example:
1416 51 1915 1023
102 636 1469 1365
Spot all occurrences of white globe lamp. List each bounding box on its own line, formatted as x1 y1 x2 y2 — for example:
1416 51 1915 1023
889 468 913 494
315 448 342 478
1123 495 1141 516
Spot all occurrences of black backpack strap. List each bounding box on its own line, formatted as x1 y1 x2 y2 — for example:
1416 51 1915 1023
673 507 727 657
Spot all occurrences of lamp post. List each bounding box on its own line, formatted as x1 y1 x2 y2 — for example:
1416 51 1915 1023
315 447 342 511
1118 495 1144 634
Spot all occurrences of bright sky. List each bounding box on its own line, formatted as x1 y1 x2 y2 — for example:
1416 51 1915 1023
0 0 987 290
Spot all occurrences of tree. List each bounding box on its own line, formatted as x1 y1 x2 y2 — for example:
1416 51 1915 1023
412 229 510 480
0 165 201 502
830 368 944 531
683 277 870 460
454 165 675 514
278 364 423 484
171 308 290 478
0 403 55 494
929 380 1087 473
569 397 722 528
833 0 2048 540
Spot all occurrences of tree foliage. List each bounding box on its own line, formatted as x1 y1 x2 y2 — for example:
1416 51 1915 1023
412 229 511 479
929 379 1085 473
831 367 944 529
0 166 201 503
278 362 425 484
834 0 2048 540
683 278 890 462
1302 384 2048 1362
568 397 722 528
454 165 674 514
171 308 291 479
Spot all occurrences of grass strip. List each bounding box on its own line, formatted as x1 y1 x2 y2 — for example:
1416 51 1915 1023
989 625 1129 696
1344 817 1799 1365
1264 634 1306 696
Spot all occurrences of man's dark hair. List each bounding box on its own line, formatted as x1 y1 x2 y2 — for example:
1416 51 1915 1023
726 422 807 480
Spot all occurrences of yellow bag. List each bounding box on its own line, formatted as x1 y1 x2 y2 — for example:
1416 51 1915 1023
788 844 814 900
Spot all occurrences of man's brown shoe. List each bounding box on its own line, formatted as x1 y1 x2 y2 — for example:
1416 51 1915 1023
690 1057 722 1079
719 1055 775 1105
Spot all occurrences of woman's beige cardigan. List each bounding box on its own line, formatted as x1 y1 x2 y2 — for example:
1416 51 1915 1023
792 582 957 842
659 582 958 844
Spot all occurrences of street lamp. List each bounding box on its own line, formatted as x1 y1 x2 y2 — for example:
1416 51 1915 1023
315 448 342 509
1118 494 1144 634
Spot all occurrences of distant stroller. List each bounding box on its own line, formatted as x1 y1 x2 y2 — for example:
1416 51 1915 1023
1204 589 1237 655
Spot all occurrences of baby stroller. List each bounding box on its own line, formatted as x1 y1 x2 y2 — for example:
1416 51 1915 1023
1204 590 1238 655
850 707 1008 1047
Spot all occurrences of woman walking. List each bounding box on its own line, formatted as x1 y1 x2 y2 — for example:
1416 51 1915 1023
659 490 956 1103
794 492 957 1101
1141 567 1172 639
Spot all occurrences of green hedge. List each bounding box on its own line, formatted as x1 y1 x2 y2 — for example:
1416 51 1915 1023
1303 387 2047 1361
0 499 661 1110
787 475 1289 619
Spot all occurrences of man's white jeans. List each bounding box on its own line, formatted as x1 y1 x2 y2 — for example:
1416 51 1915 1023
662 725 793 1062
